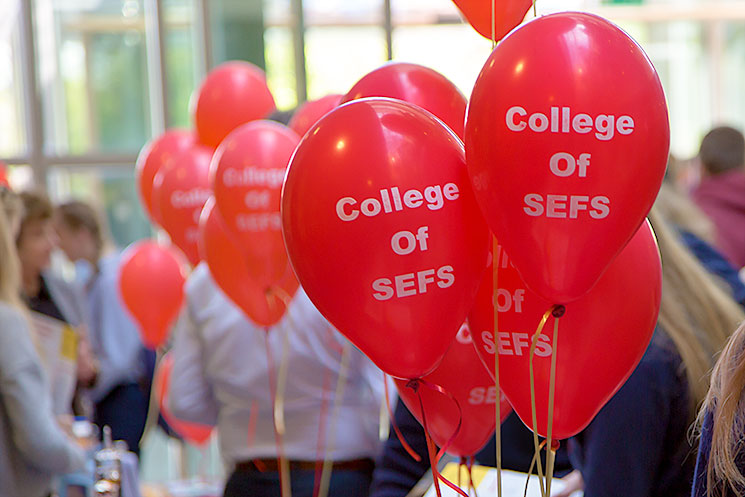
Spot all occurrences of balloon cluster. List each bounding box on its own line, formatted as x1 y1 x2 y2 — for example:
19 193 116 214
123 8 670 457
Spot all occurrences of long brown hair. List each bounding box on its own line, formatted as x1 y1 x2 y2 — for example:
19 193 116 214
648 207 744 408
0 188 24 309
703 320 745 495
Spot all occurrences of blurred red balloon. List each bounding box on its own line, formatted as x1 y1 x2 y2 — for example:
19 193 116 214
199 198 298 327
119 241 186 349
153 144 213 265
466 13 669 303
0 161 9 188
342 63 468 140
155 353 213 445
211 121 300 289
288 94 342 138
469 222 661 439
396 323 510 458
135 129 196 226
282 98 489 379
452 0 531 41
192 61 276 148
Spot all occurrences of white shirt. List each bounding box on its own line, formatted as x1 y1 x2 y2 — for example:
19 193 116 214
168 263 385 469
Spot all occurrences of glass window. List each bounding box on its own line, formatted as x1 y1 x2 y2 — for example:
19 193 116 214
47 165 152 248
305 26 388 99
35 0 151 155
163 0 200 128
392 25 492 97
0 0 27 158
264 26 298 109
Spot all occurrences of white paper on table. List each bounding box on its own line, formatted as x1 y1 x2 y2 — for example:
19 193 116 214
28 311 78 414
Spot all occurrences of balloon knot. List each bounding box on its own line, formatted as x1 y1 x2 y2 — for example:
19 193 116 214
552 305 566 318
406 379 421 392
551 439 561 452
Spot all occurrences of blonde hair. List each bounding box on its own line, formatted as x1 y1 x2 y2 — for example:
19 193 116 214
655 181 716 245
649 207 744 408
703 320 745 495
0 188 24 309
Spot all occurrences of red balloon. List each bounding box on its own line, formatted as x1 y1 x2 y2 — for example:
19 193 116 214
452 0 531 41
119 241 186 349
155 353 213 446
211 121 300 289
396 323 510 457
192 61 276 148
342 63 468 140
135 129 196 226
153 144 213 265
199 198 298 327
288 94 342 138
282 98 490 379
469 222 661 439
466 13 669 303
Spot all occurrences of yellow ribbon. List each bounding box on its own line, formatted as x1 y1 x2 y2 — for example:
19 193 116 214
318 342 351 497
528 307 554 497
545 315 561 497
492 237 503 497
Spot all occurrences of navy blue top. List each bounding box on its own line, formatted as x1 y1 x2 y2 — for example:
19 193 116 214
692 409 745 497
369 400 572 497
680 231 745 307
569 330 694 497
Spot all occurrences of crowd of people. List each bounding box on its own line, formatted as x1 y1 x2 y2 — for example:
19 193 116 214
0 125 744 497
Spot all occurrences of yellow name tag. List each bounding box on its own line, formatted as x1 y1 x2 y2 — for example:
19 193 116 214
60 325 78 361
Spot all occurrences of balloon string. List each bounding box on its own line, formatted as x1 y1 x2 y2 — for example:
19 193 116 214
490 0 496 48
139 347 163 447
246 400 268 472
384 374 422 462
492 237 502 497
523 440 547 497
459 457 465 489
409 381 469 497
469 456 479 497
533 0 538 17
529 307 556 497
265 332 292 497
545 314 562 497
312 361 333 497
411 377 464 462
317 342 351 497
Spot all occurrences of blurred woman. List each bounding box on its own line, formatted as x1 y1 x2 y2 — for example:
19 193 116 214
16 191 97 415
54 200 151 456
555 205 744 497
0 186 87 497
694 319 745 497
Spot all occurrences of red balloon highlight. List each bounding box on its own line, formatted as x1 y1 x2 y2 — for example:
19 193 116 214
135 129 196 226
452 0 532 41
466 12 669 303
289 94 342 138
153 144 213 266
211 121 300 289
199 199 298 327
342 62 468 140
192 61 276 148
282 98 489 379
469 222 661 439
155 353 213 446
119 241 186 350
396 324 510 458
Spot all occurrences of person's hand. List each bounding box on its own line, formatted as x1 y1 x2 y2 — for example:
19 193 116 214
552 469 584 497
57 414 75 437
76 331 99 387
